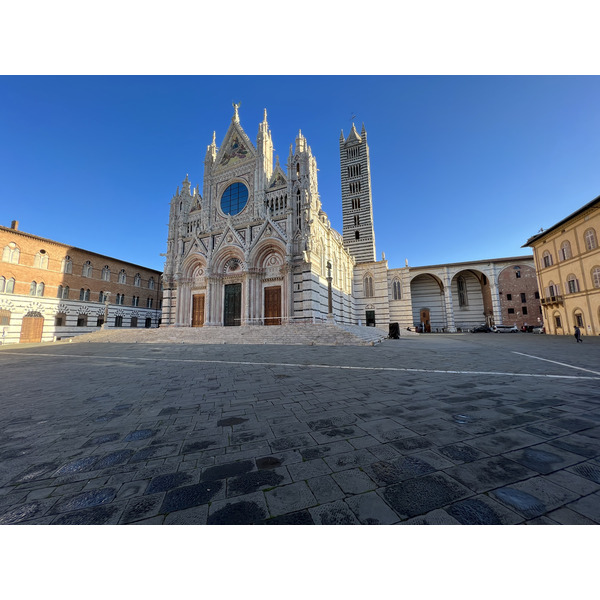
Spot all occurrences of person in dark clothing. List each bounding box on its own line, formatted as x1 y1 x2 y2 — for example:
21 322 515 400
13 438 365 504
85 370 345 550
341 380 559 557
574 326 583 343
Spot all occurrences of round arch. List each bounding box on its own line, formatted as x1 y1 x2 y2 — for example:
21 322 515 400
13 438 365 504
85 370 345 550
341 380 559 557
181 253 207 279
451 268 491 329
249 238 286 270
211 246 246 275
409 273 445 332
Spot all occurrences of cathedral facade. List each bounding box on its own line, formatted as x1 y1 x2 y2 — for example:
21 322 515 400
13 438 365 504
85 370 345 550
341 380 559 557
162 106 537 332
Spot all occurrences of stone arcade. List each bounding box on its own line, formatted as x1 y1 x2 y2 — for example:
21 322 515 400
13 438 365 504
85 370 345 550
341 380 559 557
162 105 537 332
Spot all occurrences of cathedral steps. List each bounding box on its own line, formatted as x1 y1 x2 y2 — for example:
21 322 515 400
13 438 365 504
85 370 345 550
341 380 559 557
69 322 391 346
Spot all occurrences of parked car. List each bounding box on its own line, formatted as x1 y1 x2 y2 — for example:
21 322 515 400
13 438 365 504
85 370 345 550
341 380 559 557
470 324 492 333
491 325 519 333
532 326 545 334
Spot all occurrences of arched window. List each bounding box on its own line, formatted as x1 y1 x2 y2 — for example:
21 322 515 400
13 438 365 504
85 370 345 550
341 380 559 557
355 230 360 240
559 241 571 261
584 228 598 251
82 261 92 277
134 273 141 287
36 282 45 296
148 277 155 290
0 276 5 293
295 190 302 230
566 274 580 294
573 311 584 328
364 274 374 298
2 242 20 264
62 255 73 274
353 215 360 227
553 311 562 329
57 285 63 298
592 266 600 288
34 250 49 269
457 276 468 307
6 278 15 293
542 250 553 268
80 288 85 301
392 279 401 300
30 281 37 295
101 265 111 281
118 269 127 284
62 286 69 299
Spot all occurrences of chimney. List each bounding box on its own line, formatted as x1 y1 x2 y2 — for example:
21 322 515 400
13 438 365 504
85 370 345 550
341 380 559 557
10 220 19 230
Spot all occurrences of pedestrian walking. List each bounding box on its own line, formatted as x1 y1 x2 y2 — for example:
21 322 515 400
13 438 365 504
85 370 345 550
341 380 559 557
574 325 583 343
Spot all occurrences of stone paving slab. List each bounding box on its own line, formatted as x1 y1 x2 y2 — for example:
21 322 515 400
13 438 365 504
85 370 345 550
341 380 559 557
1 333 600 525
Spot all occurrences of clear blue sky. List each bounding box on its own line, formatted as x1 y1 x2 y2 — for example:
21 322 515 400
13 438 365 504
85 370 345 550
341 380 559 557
1 75 600 272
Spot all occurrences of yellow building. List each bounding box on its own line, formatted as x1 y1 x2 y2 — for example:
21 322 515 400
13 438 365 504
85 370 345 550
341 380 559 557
524 195 600 336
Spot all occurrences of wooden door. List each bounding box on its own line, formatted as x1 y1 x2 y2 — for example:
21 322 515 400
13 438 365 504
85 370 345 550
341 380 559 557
420 308 431 333
264 286 281 326
224 283 242 326
192 294 205 327
20 313 44 343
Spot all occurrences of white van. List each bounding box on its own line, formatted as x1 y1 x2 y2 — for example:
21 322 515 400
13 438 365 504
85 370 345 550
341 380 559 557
491 325 519 333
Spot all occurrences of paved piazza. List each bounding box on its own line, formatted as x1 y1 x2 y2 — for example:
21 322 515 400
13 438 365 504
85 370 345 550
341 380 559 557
1 333 599 525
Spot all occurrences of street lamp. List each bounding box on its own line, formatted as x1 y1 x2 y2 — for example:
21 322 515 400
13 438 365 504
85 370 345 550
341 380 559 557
326 261 333 320
102 292 111 329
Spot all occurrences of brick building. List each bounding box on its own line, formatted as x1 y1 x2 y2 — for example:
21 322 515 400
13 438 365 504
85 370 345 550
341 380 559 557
496 263 543 329
1 221 162 344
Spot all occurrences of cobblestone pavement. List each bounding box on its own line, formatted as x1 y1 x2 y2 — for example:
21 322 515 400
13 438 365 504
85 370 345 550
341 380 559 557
1 333 599 525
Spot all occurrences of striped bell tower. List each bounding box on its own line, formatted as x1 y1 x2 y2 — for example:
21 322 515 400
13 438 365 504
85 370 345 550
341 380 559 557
340 123 376 263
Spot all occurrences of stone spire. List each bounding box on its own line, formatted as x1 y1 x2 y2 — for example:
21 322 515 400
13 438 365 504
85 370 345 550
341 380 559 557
232 102 241 123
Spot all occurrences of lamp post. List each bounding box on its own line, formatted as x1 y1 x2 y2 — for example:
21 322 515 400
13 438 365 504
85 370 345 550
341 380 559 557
326 261 333 320
102 292 110 329
155 275 162 328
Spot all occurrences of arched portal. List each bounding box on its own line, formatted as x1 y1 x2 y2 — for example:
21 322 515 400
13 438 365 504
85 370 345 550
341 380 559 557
180 253 208 327
250 239 287 325
20 311 44 343
451 269 491 330
410 274 445 332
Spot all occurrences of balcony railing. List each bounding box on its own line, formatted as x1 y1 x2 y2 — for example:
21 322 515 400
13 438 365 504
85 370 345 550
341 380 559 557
540 295 563 306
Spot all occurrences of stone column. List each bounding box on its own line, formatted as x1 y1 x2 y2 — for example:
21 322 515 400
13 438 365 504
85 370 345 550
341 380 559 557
176 278 192 326
442 271 456 333
205 276 213 326
488 276 502 327
243 274 251 326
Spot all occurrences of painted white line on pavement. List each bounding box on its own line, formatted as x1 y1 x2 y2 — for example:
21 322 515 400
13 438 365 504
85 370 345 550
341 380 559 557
2 351 600 380
512 351 600 376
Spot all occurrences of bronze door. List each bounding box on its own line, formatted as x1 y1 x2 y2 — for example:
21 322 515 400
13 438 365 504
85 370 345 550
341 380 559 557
420 308 431 333
264 286 282 326
20 313 44 343
224 283 242 326
192 294 205 327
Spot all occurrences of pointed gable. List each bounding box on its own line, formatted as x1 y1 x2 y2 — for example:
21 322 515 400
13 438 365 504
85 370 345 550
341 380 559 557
268 161 287 190
214 109 256 171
